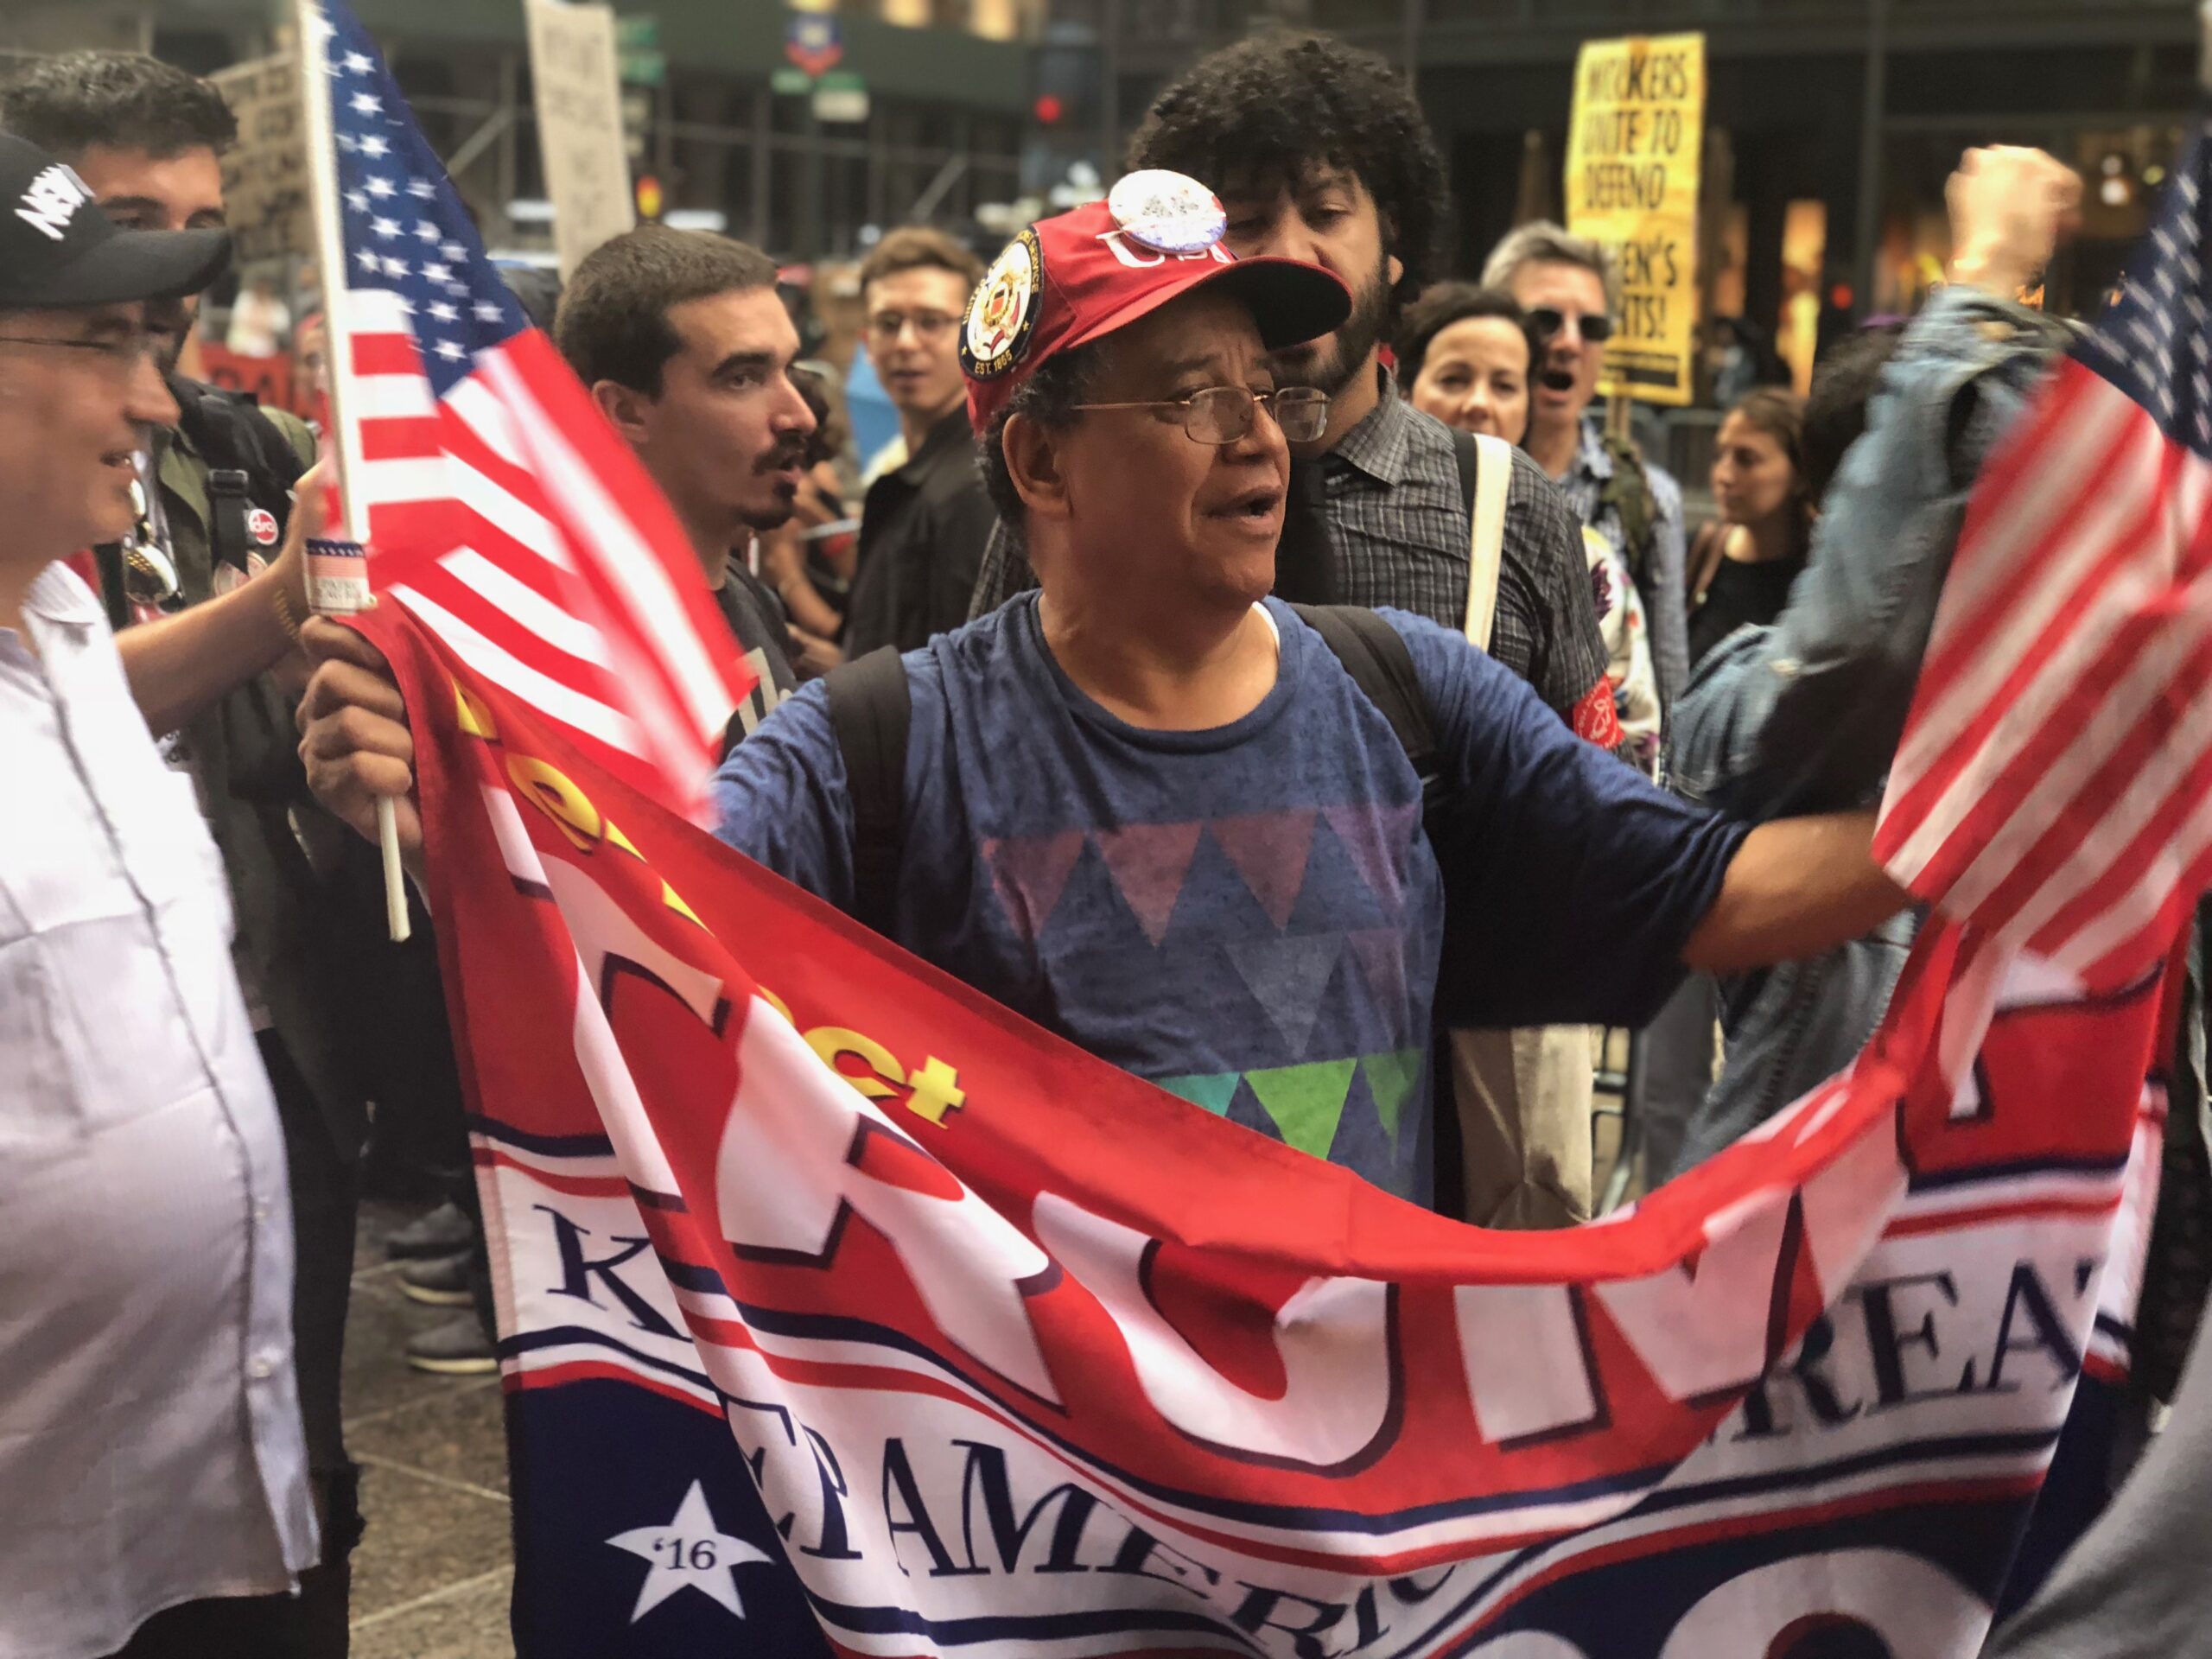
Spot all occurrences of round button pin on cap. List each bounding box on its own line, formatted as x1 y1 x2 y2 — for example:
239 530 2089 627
1107 169 1227 256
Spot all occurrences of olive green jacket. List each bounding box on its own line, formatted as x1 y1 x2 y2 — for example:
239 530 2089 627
150 406 368 1159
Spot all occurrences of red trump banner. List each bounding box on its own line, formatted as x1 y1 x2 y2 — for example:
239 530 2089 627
361 597 2166 1658
338 64 2212 1659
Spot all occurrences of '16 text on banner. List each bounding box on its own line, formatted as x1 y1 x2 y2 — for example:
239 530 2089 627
1564 32 1707 407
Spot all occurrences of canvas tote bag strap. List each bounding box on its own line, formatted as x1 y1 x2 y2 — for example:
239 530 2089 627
1462 431 1511 652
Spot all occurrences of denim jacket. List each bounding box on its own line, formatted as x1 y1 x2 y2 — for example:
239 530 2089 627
1662 288 2070 1178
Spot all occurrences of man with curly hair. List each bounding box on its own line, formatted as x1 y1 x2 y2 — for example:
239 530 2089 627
968 33 1621 752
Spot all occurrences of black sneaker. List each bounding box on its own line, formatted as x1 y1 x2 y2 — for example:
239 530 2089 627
384 1200 473 1261
399 1249 474 1307
405 1314 499 1376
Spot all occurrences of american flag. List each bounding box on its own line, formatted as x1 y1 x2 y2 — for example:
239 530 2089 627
307 0 753 814
1878 120 2212 992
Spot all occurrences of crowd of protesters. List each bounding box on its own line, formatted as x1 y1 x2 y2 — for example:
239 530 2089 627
3 25 2209 1659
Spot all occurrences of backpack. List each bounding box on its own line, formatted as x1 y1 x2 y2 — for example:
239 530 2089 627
1597 430 1659 584
170 373 311 568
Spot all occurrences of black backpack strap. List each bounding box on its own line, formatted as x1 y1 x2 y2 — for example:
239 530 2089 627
1449 425 1479 522
825 646 912 935
1288 602 1445 812
1293 602 1464 1222
170 375 308 515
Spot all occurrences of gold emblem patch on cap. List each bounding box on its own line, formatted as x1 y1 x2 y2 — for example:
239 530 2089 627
961 229 1042 379
1106 169 1227 256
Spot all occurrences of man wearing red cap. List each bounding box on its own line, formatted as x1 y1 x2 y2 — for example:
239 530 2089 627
712 176 1914 1204
300 176 1907 1208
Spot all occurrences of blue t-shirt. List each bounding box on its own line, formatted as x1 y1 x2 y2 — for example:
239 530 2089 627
711 595 1744 1205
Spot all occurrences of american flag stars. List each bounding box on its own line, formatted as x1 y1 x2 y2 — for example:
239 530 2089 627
313 0 527 397
2078 120 2212 463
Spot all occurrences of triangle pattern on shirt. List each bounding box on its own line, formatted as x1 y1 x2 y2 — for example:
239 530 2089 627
1323 801 1421 916
1156 1072 1240 1117
980 830 1086 944
1362 1047 1424 1144
1211 809 1319 929
1228 932 1343 1058
1344 927 1409 1017
1093 821 1204 947
1246 1059 1358 1161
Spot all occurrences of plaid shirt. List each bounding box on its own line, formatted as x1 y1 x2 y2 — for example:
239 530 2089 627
967 378 1617 734
1549 417 1690 709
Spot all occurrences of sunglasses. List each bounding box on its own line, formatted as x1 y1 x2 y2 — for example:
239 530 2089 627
1526 308 1615 346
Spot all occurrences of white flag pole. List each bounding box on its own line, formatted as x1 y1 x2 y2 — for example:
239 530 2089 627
295 0 410 943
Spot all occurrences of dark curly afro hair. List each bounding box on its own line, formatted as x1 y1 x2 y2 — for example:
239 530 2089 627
1127 32 1447 315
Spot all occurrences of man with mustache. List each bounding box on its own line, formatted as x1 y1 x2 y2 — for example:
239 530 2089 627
968 34 1620 753
555 226 818 744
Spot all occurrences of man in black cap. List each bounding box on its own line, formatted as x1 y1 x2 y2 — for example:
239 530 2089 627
0 131 334 1658
3 54 388 1622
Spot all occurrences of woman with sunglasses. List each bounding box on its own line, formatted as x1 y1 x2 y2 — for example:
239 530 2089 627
1396 283 1662 774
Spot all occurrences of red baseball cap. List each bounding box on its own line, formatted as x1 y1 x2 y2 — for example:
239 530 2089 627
959 169 1352 432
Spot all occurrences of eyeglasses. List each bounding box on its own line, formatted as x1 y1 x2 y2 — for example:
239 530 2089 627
866 310 961 343
1526 307 1615 346
1069 385 1331 446
0 328 159 371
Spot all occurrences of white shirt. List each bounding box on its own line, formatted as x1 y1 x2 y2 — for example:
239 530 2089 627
0 564 315 1658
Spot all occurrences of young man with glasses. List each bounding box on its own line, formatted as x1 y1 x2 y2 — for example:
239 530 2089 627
1484 222 1692 713
0 130 334 1658
842 226 997 658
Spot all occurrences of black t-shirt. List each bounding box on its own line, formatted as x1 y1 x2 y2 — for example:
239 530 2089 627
1688 550 1803 670
715 562 799 752
846 408 996 658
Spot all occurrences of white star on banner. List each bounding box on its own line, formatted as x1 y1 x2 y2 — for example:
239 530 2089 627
415 219 440 243
380 255 409 278
345 189 369 213
356 247 379 272
603 1482 768 1624
409 178 436 200
361 136 390 158
344 50 373 73
429 301 460 323
441 241 467 262
474 301 505 322
365 176 395 200
372 216 400 239
435 339 467 361
349 92 382 114
423 263 451 284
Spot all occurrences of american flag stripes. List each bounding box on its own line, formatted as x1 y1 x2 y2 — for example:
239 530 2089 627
1878 118 2212 990
304 0 753 817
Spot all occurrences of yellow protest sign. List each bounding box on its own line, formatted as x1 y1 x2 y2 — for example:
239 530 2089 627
1564 32 1707 406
